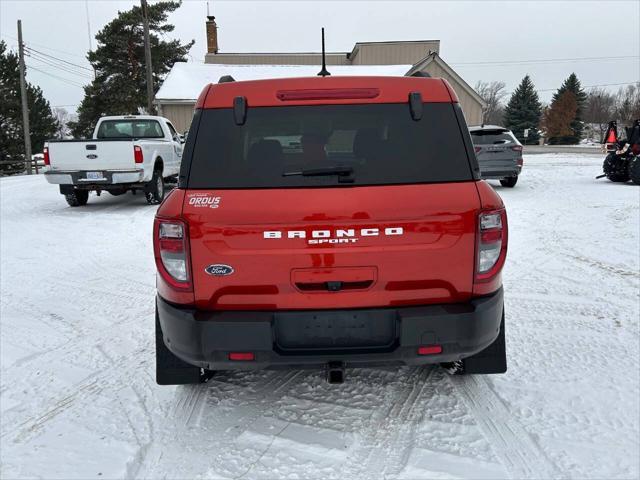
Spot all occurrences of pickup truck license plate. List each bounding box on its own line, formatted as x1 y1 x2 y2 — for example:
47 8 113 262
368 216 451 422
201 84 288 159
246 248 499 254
86 171 104 180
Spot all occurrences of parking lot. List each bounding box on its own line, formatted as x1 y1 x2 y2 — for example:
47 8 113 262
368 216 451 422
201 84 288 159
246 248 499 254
1 153 638 479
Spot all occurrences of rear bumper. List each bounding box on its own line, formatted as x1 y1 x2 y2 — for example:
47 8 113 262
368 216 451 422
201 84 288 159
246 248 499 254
156 288 504 370
44 169 145 185
479 166 522 179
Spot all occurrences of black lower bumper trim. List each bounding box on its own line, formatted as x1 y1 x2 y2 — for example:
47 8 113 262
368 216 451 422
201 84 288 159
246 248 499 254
156 288 504 370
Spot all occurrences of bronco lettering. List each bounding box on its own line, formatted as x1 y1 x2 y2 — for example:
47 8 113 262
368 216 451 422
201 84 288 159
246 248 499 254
264 227 404 240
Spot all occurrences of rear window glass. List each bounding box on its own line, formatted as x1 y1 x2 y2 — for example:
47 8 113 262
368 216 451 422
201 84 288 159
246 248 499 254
470 130 516 145
96 120 163 139
187 103 472 188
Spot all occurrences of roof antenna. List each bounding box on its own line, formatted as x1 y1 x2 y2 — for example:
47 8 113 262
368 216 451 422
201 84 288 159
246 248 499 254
317 27 331 77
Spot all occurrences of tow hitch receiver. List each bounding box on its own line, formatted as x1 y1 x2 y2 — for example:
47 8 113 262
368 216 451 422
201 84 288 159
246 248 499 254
326 362 345 384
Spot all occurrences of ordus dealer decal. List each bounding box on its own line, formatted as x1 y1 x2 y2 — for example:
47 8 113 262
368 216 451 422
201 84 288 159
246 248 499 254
264 227 404 245
187 192 221 209
205 264 235 276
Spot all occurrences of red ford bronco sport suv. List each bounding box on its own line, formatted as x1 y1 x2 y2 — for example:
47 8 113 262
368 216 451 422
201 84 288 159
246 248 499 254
154 75 508 385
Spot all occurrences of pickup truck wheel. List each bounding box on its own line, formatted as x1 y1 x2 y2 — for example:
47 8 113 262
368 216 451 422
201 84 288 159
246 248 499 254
64 190 89 207
441 308 507 375
629 156 640 185
499 175 518 188
145 171 165 205
155 308 211 385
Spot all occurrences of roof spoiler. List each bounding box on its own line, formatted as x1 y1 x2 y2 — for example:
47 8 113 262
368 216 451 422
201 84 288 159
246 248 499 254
411 71 431 78
218 75 236 83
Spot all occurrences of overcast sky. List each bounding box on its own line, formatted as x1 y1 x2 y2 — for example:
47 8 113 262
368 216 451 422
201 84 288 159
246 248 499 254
1 0 639 113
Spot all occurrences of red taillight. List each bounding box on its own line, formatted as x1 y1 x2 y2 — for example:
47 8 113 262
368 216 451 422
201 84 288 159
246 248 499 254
153 218 192 291
474 146 482 153
229 352 255 361
276 88 380 101
134 145 143 164
43 147 50 166
511 145 523 152
475 209 508 282
517 158 523 167
418 345 442 355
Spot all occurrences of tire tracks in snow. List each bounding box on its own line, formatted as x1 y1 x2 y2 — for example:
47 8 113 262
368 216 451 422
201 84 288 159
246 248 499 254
2 345 152 443
135 370 303 479
449 374 561 479
341 367 433 478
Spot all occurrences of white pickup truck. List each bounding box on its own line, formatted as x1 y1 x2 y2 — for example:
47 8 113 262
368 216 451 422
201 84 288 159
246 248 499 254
44 115 183 206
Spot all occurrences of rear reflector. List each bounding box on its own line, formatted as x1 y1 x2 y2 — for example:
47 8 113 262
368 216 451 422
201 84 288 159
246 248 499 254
228 352 255 361
418 345 442 355
43 147 50 166
134 145 143 164
276 88 380 101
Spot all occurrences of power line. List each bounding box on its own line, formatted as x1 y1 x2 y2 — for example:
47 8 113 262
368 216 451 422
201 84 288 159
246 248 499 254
538 81 639 92
26 53 93 80
25 64 86 89
501 81 638 98
1 34 89 61
452 55 639 67
24 46 93 72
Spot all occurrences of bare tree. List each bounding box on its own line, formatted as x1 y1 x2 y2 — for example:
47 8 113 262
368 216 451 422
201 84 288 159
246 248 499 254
475 81 507 125
52 107 72 139
584 88 615 142
614 83 640 125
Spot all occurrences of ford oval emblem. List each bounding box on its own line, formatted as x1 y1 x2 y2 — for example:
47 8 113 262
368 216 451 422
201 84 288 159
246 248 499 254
86 154 98 159
205 264 234 276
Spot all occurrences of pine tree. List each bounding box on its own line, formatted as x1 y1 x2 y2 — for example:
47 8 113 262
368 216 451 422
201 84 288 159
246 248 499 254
543 91 578 140
0 41 58 175
548 73 587 144
70 1 193 137
503 75 542 144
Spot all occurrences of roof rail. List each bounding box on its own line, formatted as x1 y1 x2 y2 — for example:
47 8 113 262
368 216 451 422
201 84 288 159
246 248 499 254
218 75 236 83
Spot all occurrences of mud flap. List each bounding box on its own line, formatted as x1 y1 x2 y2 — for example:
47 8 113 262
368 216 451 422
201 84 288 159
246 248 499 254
155 308 207 385
462 308 507 374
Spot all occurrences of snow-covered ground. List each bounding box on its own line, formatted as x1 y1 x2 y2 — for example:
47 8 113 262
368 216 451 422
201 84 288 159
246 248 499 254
1 154 638 479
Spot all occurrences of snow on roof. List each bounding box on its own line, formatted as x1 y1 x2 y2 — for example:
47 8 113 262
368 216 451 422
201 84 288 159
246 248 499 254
155 62 412 102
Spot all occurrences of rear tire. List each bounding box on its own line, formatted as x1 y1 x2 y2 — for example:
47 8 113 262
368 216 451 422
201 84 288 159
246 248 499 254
603 153 630 182
499 176 518 188
64 190 89 207
629 156 640 185
145 170 165 205
155 307 210 385
441 308 507 375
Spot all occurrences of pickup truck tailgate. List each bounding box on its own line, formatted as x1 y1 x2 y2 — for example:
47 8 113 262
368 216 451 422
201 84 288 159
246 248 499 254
47 140 136 171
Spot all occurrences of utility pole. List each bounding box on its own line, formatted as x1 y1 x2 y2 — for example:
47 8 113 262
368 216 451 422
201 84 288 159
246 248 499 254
17 20 34 175
141 0 154 114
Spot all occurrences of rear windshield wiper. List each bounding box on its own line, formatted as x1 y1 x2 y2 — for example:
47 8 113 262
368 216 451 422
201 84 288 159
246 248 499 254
283 166 354 177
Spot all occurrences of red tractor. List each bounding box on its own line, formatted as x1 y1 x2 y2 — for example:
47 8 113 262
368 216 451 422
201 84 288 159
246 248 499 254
598 119 640 184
